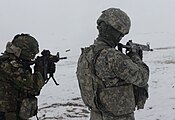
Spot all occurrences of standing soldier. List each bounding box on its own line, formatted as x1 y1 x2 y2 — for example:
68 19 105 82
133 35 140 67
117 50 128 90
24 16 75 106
0 33 45 120
76 8 149 120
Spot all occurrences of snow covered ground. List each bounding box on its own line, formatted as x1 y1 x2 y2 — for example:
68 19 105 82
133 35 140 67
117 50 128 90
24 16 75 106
1 0 175 120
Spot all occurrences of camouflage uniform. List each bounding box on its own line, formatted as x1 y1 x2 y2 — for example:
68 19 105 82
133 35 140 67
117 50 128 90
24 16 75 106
76 8 149 120
0 34 44 120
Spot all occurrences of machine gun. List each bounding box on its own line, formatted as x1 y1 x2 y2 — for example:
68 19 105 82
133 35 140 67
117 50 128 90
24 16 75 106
118 40 153 53
34 50 67 86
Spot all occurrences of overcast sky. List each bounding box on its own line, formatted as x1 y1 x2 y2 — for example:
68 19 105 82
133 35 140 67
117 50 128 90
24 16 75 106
0 0 175 54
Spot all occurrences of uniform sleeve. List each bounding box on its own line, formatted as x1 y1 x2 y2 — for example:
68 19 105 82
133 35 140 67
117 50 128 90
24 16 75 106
95 48 149 87
0 60 45 95
32 71 45 95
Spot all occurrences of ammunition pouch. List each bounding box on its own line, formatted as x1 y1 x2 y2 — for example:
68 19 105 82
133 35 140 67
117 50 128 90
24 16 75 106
134 85 148 109
99 84 135 116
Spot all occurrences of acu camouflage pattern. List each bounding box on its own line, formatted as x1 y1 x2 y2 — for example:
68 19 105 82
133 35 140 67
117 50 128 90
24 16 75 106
76 40 149 118
97 8 131 35
95 47 149 87
77 46 101 110
19 97 37 119
0 53 44 119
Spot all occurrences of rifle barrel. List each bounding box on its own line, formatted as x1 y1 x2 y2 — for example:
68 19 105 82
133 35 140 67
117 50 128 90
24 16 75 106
59 57 67 60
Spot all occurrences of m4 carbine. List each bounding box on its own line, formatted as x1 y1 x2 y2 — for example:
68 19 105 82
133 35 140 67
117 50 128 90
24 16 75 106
118 40 153 53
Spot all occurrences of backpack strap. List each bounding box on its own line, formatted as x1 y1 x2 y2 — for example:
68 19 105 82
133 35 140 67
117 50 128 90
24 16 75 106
91 45 105 77
89 45 108 111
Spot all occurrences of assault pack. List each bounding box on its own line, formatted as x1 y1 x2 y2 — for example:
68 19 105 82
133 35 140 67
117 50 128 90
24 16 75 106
76 45 105 110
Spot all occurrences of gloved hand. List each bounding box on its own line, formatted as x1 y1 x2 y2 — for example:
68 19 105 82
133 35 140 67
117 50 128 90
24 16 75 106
21 60 33 73
34 57 44 74
126 48 143 60
117 43 123 52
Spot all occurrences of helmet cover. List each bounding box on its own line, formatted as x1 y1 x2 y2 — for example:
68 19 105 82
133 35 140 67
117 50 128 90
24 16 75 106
97 8 131 35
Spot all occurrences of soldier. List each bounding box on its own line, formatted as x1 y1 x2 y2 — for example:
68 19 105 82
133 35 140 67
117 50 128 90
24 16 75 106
76 8 149 120
0 33 45 120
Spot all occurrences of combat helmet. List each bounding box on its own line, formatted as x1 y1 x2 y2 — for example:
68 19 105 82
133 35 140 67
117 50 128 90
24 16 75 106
97 8 131 35
12 33 39 60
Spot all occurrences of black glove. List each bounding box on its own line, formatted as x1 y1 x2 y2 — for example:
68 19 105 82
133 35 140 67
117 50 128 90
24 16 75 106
21 60 33 73
126 48 143 60
138 49 143 60
118 43 123 52
34 57 44 74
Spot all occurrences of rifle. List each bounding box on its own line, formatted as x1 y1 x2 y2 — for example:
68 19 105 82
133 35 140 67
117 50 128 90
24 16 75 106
118 40 153 53
33 50 67 86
